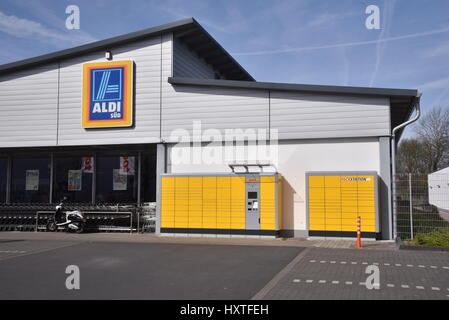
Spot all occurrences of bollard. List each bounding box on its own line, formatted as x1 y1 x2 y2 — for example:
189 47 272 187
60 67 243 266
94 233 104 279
356 216 362 248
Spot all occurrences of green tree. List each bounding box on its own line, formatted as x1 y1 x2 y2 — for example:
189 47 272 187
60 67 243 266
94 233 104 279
415 107 449 172
397 138 427 174
397 106 449 174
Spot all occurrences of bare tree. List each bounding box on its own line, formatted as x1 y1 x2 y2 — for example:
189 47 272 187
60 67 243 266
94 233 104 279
415 107 449 172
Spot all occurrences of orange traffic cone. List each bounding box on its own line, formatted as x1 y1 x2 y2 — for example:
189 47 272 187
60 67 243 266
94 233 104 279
356 216 362 248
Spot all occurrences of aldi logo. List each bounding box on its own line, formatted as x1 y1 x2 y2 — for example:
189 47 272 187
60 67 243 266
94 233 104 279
82 60 134 128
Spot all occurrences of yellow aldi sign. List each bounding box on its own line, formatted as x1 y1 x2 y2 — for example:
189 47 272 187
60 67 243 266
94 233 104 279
82 60 134 128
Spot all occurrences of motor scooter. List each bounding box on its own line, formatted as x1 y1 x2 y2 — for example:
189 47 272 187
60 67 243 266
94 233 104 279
46 198 86 233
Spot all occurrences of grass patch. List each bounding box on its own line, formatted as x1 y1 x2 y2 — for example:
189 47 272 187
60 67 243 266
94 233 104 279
411 229 449 247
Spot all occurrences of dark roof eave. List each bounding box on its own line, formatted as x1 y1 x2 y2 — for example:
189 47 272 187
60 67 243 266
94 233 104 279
168 77 418 98
0 17 254 81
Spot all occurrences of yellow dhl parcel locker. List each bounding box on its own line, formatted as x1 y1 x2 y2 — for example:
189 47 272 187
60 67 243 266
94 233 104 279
306 172 380 239
160 173 282 236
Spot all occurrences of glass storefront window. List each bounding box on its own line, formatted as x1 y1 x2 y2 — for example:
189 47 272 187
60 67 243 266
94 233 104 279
96 155 138 203
141 153 156 203
0 158 7 203
53 157 93 203
11 157 50 203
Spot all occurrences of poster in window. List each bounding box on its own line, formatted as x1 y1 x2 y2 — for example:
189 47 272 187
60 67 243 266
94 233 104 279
25 170 39 191
81 157 94 173
120 156 135 175
113 169 127 191
68 170 82 191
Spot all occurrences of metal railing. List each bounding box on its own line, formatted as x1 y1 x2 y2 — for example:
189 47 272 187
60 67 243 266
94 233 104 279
0 202 156 234
394 173 449 240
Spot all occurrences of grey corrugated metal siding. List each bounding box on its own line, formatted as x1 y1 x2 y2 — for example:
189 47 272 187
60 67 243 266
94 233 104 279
0 64 59 147
57 37 163 146
173 38 216 79
270 91 390 140
0 33 393 148
161 85 270 142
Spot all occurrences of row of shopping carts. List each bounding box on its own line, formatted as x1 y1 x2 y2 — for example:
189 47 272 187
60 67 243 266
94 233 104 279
0 203 156 233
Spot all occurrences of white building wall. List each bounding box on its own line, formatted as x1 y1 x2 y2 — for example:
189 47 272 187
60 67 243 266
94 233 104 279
167 137 381 232
428 167 449 211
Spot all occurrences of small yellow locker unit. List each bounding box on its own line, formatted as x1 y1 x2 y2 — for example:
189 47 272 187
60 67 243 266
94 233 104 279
306 172 379 238
160 173 282 236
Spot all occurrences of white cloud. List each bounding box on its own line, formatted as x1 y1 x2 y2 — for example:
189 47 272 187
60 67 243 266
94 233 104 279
424 42 449 57
232 26 449 56
419 76 449 91
369 0 397 87
307 11 358 28
0 11 96 45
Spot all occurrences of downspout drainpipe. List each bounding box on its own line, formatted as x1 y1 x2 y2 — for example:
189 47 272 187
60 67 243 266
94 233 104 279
391 93 421 240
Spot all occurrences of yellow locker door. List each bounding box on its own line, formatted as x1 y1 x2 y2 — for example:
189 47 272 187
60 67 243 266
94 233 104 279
308 175 325 231
188 177 203 229
174 177 189 229
230 176 246 230
278 175 283 230
324 194 341 230
357 175 376 232
202 177 217 229
216 176 231 229
324 176 341 232
161 177 175 228
341 176 358 232
260 176 276 230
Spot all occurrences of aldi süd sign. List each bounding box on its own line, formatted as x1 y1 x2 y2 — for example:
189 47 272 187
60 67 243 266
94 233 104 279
82 60 134 128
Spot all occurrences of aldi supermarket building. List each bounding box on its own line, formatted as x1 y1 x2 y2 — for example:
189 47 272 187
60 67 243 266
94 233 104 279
0 18 419 240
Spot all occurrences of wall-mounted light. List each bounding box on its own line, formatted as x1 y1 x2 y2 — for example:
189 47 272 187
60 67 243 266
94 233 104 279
105 51 113 60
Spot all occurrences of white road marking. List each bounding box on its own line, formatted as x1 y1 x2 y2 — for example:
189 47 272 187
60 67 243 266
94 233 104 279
293 279 301 283
384 263 390 266
395 264 402 267
362 262 368 265
401 285 410 289
442 266 449 269
416 286 425 290
330 261 336 264
318 280 326 284
306 280 313 283
320 261 326 263
309 260 316 263
345 281 353 285
373 262 379 265
351 262 357 265
340 261 347 264
0 250 26 254
418 265 425 268
332 281 339 284
430 266 437 269
387 284 395 288
359 282 365 286
432 287 440 291
406 264 414 267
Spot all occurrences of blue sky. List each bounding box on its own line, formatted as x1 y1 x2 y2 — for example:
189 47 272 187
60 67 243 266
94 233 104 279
1 0 449 137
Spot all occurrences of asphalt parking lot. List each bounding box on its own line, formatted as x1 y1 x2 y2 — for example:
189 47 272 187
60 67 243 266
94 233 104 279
0 238 302 300
0 234 448 300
